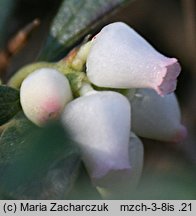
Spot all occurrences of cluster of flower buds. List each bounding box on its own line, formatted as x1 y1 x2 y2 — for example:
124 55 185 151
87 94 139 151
19 22 187 194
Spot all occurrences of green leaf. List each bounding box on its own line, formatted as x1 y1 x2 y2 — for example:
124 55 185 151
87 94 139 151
38 0 131 61
0 112 34 166
0 85 21 126
0 115 81 199
0 0 16 48
68 163 101 200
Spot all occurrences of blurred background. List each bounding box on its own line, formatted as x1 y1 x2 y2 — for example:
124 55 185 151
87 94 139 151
0 0 195 199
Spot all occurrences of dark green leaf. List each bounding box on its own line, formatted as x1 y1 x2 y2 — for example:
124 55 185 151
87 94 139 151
38 0 131 61
0 85 21 126
0 116 81 199
68 163 101 200
0 112 35 166
0 0 16 48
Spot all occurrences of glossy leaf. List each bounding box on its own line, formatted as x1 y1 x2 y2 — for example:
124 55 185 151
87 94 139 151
0 114 81 199
38 0 131 61
0 85 21 126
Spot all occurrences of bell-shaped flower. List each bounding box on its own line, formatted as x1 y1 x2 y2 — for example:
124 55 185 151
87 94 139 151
86 22 181 96
127 88 187 142
61 90 132 185
20 68 73 126
97 132 144 199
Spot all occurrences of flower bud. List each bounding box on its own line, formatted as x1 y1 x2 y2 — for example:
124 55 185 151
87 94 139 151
86 22 181 96
128 88 187 142
61 91 131 182
20 68 73 126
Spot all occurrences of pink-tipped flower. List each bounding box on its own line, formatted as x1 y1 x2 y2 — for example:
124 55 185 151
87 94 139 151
86 22 181 96
20 68 73 126
61 91 131 184
128 88 187 142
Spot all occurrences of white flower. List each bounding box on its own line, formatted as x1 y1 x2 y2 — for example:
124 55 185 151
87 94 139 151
20 68 73 126
61 90 131 183
128 88 187 142
86 22 181 96
97 132 143 198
